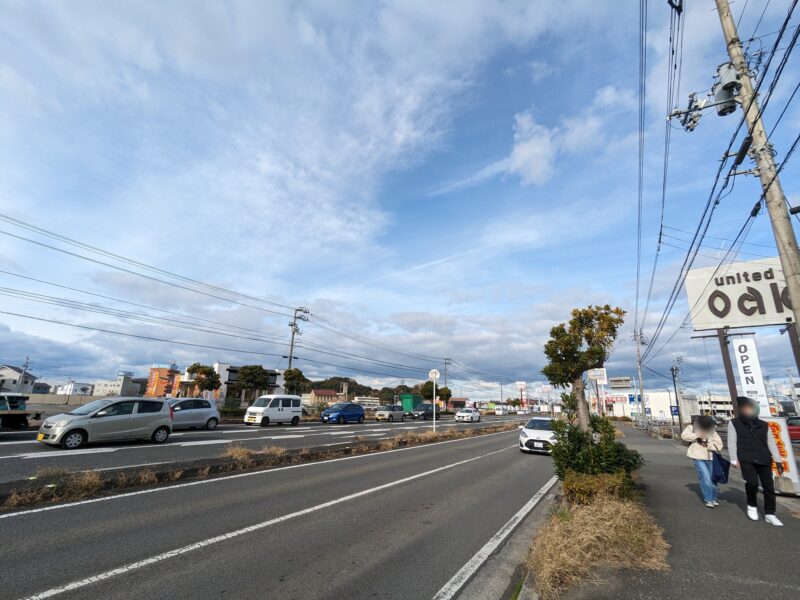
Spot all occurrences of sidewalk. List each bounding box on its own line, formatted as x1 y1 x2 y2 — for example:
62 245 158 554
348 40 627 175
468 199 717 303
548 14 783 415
563 426 800 600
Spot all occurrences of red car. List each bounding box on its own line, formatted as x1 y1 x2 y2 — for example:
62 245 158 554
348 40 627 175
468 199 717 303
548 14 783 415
788 416 800 442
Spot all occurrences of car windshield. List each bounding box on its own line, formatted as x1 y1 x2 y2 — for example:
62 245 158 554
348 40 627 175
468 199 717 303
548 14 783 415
525 419 553 430
250 398 272 407
328 403 348 410
417 404 432 410
378 405 393 411
68 399 113 415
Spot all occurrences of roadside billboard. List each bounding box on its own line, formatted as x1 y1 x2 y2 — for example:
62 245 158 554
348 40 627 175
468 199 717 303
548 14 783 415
763 417 799 487
685 257 793 330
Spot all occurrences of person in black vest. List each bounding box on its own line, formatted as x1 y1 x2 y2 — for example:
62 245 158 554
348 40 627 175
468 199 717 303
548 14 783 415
727 396 784 526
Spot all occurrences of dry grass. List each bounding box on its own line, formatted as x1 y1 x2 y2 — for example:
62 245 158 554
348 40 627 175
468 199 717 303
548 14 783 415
166 469 184 481
197 466 211 478
4 487 54 507
221 445 257 469
135 469 158 486
529 496 669 600
33 466 72 479
61 471 103 501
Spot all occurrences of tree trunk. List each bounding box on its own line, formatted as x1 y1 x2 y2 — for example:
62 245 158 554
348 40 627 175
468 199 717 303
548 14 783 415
573 377 591 432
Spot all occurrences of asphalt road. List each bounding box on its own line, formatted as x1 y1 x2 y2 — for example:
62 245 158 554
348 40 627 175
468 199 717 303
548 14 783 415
1 428 555 600
0 415 528 483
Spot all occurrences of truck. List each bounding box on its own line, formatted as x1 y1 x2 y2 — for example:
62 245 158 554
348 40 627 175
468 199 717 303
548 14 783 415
399 393 424 416
0 393 39 429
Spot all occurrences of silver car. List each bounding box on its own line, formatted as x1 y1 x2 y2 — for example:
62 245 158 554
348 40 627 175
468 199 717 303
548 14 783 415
375 404 405 422
37 397 173 449
168 398 220 430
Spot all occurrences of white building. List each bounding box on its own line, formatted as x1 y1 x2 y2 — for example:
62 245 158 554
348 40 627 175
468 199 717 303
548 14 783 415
0 365 38 394
180 362 282 401
354 396 380 409
56 382 94 396
597 387 733 422
93 372 144 397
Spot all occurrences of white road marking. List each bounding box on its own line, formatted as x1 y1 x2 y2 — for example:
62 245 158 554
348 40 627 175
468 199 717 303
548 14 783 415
18 445 514 599
0 429 516 520
178 440 234 447
431 475 558 600
0 448 119 460
91 462 166 473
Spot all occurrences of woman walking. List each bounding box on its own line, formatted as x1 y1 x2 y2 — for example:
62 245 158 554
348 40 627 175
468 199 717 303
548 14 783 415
728 396 784 526
680 414 724 508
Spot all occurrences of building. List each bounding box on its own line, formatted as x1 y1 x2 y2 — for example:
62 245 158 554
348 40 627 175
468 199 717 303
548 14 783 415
93 372 145 397
0 365 38 394
593 386 734 422
448 396 469 410
179 362 282 402
145 364 182 397
32 382 52 394
309 389 336 406
354 396 380 409
55 382 94 396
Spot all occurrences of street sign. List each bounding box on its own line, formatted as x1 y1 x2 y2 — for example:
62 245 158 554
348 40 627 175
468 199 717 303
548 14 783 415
670 406 679 416
685 257 793 330
429 369 440 381
763 417 799 486
515 381 527 390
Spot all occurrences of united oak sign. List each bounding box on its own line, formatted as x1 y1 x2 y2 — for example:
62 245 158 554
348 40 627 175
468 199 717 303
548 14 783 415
685 257 793 330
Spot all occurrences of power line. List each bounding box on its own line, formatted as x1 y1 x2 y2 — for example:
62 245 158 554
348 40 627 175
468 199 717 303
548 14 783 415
634 0 649 332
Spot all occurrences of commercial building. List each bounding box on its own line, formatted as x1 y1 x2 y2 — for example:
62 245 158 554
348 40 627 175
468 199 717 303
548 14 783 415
309 389 336 406
0 365 38 394
55 382 94 396
354 396 380 409
145 364 182 397
592 386 734 422
179 362 282 402
93 372 146 397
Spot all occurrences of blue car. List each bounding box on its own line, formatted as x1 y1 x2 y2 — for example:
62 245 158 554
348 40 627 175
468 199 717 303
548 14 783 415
320 403 365 424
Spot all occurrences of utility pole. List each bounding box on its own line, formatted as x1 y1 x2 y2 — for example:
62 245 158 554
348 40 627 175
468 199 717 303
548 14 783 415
670 357 685 429
443 358 450 390
286 307 310 371
716 0 800 332
634 330 647 424
16 356 29 393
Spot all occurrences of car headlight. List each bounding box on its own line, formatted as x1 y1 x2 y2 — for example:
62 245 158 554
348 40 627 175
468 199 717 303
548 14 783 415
520 430 528 438
51 420 70 428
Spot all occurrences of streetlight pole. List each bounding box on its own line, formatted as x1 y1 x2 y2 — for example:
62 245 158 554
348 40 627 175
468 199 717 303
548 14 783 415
429 369 440 433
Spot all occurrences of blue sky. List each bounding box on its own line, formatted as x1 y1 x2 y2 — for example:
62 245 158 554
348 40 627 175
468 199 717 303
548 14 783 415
1 1 799 398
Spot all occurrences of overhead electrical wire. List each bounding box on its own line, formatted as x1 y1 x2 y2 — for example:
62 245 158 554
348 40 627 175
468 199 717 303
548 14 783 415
634 0 649 332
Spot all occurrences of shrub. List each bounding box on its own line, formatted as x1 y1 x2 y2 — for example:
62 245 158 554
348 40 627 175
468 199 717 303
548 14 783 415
562 470 634 505
220 407 246 417
550 394 643 480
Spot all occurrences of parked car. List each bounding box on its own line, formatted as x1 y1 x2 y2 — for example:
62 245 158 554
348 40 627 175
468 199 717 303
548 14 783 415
37 397 173 449
320 403 365 424
375 404 405 422
411 403 440 420
519 417 556 454
455 408 481 423
494 405 510 416
787 415 800 442
244 395 302 427
169 398 220 430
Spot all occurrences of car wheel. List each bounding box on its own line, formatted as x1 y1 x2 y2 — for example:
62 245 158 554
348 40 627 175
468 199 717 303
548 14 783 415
260 417 270 427
388 415 394 422
205 418 219 431
151 426 170 444
291 416 300 426
60 430 86 450
358 415 364 424
424 414 428 420
338 416 345 425
401 415 405 422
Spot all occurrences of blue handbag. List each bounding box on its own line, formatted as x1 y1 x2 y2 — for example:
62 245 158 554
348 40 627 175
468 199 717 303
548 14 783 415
711 451 730 484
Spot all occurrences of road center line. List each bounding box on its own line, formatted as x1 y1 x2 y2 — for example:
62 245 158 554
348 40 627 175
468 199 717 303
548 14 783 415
19 444 515 600
431 475 558 600
0 429 516 520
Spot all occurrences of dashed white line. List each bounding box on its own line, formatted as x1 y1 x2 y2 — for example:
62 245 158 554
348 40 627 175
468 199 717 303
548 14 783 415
18 445 514 599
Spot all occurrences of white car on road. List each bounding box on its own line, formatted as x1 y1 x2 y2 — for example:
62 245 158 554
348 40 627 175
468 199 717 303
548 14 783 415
454 408 481 423
519 417 556 454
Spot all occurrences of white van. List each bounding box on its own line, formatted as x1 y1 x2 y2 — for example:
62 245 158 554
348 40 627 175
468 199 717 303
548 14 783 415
494 405 510 416
244 395 303 427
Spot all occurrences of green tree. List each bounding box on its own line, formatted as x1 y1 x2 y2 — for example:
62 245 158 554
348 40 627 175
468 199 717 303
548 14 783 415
379 387 396 403
283 368 309 394
541 305 625 432
438 386 452 404
420 380 434 400
237 365 273 405
186 363 221 396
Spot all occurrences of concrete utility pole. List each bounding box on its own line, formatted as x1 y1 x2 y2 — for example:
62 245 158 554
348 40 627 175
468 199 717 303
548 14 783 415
670 358 685 429
443 358 450 390
287 307 310 371
16 356 29 393
716 0 800 331
634 330 647 424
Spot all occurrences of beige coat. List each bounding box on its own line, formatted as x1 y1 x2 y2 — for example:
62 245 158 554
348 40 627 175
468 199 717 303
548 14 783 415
680 425 723 460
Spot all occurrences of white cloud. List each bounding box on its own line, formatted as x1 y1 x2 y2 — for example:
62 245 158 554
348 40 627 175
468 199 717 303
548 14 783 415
507 109 558 184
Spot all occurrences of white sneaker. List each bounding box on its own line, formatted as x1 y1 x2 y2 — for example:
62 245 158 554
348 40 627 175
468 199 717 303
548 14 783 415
747 506 759 521
705 502 715 508
711 501 720 506
765 515 784 527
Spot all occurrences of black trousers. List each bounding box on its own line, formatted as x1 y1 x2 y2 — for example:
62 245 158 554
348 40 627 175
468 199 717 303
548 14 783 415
740 461 776 515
